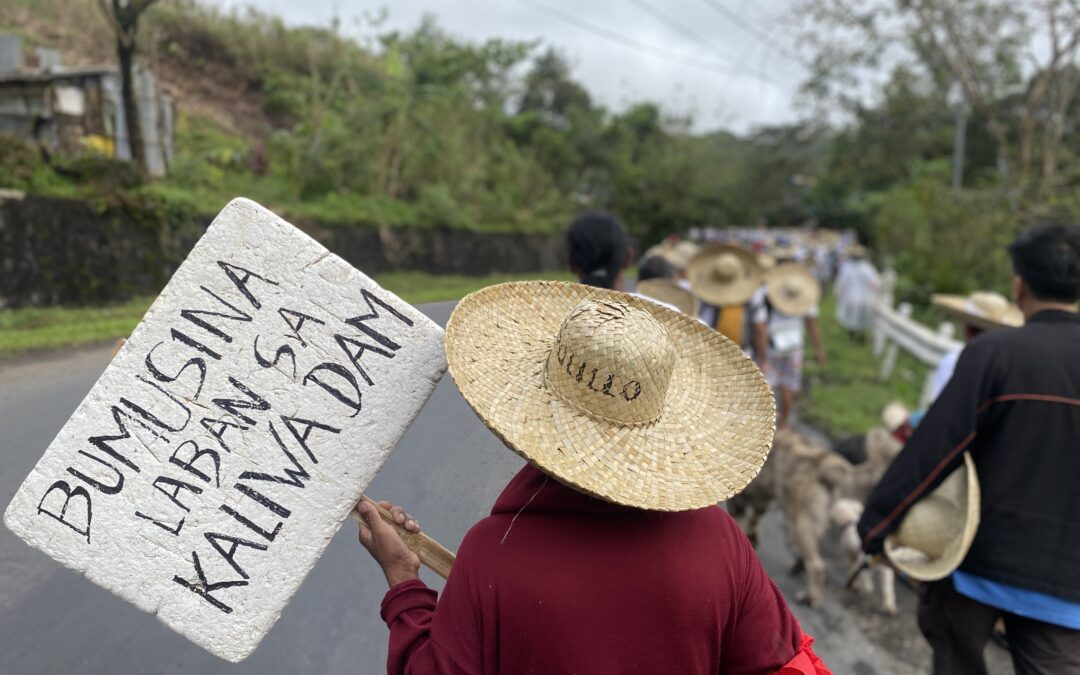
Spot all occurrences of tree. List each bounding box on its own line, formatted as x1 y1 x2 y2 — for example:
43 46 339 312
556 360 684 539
97 0 162 173
797 0 1080 196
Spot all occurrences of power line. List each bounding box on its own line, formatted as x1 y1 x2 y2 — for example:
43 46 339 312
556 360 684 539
696 0 803 64
517 0 745 77
627 0 775 83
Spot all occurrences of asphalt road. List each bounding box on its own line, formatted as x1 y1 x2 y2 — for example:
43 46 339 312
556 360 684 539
1 300 1013 674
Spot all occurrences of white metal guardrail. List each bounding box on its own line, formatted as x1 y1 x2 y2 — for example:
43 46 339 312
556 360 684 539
872 300 963 408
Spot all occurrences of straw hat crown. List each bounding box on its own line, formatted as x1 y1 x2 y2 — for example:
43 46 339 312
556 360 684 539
712 253 742 282
445 281 776 511
546 301 674 425
766 263 821 316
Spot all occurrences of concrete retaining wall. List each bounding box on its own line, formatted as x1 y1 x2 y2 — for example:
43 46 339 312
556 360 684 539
0 193 565 308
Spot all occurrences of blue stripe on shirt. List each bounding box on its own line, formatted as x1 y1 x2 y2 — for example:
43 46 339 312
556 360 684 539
953 571 1080 630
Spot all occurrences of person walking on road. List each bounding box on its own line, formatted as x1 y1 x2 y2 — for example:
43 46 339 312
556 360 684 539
354 211 830 674
750 263 827 430
834 244 880 340
858 224 1080 675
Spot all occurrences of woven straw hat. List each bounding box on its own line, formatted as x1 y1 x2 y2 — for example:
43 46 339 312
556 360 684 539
636 278 697 317
445 281 776 511
766 263 821 316
885 452 980 581
644 241 700 272
688 245 763 307
933 292 1024 331
758 253 778 274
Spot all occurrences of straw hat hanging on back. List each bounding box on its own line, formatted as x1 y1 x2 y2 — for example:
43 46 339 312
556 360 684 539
885 453 981 581
933 291 1024 331
766 263 821 316
445 281 776 511
636 278 698 317
688 245 762 307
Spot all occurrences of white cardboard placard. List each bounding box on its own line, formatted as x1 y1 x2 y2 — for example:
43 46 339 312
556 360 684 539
4 198 447 662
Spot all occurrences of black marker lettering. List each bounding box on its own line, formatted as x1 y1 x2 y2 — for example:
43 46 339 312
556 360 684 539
170 440 220 487
37 481 92 543
303 363 362 417
204 531 267 580
173 551 245 614
252 335 297 379
211 377 270 429
144 342 207 400
217 260 279 310
278 307 325 347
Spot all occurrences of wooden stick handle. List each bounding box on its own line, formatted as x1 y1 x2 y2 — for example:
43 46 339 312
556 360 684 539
350 496 456 580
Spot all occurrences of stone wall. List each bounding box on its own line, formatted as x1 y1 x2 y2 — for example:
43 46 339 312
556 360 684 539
0 194 566 308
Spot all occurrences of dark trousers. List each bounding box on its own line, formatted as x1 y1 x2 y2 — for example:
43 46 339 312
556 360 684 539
918 578 1080 675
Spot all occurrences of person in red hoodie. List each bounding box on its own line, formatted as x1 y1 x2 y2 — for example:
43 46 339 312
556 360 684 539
356 212 830 674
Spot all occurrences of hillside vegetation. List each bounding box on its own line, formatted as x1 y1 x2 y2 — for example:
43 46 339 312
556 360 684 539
0 0 756 241
1 0 1078 302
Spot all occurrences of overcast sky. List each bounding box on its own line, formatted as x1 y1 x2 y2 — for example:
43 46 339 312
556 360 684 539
215 0 806 134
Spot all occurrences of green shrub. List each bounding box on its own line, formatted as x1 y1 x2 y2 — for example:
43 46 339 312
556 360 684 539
54 154 144 192
0 134 43 188
865 170 1017 303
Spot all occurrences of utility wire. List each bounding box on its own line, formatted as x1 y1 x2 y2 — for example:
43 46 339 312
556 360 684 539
696 0 803 64
627 0 775 83
517 0 744 76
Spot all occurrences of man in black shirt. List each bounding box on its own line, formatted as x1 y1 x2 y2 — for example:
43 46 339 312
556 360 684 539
858 224 1080 675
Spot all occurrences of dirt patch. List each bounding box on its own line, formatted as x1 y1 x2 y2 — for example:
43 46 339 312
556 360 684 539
0 3 272 139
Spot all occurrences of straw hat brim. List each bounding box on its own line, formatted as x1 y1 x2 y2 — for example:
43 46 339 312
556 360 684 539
688 245 763 307
445 281 776 511
636 279 697 317
932 294 1024 331
766 264 822 316
885 452 980 581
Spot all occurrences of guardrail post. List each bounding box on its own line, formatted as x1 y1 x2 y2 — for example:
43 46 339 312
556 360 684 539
878 302 912 380
872 309 886 357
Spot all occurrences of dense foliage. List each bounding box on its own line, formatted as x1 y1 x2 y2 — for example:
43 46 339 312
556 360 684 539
1 0 1078 300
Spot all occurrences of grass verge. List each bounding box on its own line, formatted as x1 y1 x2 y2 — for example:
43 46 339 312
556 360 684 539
801 293 925 438
0 270 577 358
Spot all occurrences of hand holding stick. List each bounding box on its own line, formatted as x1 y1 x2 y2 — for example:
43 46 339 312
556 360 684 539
352 496 456 581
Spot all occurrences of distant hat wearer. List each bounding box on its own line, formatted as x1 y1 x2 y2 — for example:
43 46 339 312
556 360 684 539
648 240 700 272
688 245 763 307
636 278 697 317
932 292 1024 331
846 243 868 258
445 281 776 511
766 263 821 316
771 245 797 263
758 253 778 275
880 401 910 433
884 452 980 581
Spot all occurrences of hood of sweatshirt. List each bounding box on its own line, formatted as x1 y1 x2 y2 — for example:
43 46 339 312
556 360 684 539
491 463 641 517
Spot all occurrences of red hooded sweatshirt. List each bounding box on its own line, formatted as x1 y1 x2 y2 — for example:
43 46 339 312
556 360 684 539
381 465 829 674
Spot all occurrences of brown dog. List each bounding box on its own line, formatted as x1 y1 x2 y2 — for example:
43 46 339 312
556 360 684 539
727 449 776 548
772 429 853 607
